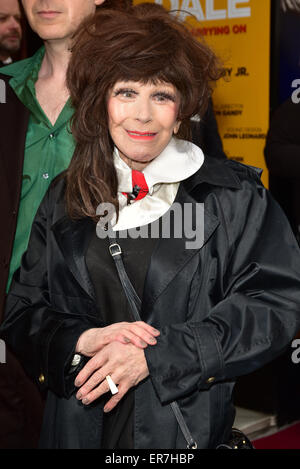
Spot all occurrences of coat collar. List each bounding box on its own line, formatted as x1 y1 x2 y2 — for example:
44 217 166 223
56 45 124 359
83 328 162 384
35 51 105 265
183 155 242 193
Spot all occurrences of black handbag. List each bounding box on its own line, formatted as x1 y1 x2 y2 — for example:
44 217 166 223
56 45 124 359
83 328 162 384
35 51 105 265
107 236 254 450
216 428 254 449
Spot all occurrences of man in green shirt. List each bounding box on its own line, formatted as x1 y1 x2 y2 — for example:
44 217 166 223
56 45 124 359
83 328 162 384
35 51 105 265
0 0 106 448
2 46 75 291
3 0 105 291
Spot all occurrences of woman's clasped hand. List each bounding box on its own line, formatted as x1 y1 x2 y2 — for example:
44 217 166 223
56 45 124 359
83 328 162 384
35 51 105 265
74 321 160 410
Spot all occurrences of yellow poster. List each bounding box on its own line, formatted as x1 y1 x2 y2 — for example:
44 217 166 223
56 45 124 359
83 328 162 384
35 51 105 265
133 0 271 187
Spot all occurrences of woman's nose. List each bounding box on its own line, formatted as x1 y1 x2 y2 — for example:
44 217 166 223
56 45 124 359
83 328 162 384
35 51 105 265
135 98 152 123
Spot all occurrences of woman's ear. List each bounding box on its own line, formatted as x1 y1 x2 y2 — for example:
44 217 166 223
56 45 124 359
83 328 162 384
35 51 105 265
173 121 181 135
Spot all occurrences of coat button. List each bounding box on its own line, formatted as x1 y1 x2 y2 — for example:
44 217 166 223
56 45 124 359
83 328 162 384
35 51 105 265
38 373 45 384
206 377 215 384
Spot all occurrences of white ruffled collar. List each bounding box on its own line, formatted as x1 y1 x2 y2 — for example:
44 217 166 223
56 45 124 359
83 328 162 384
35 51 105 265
114 137 204 195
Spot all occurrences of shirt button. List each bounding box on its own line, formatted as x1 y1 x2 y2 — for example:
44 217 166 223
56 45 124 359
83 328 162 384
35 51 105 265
49 133 55 139
42 173 49 180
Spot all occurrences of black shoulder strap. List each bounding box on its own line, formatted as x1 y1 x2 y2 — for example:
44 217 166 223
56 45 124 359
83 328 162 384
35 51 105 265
107 236 197 449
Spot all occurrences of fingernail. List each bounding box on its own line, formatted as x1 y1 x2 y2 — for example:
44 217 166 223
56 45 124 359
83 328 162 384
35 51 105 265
76 392 82 400
103 407 109 413
149 337 157 344
82 398 89 405
140 339 147 347
123 337 130 343
75 379 81 387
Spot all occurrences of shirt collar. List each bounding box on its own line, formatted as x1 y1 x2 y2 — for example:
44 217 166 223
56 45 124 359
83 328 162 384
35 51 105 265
0 46 45 83
2 57 12 65
114 137 204 195
0 46 73 129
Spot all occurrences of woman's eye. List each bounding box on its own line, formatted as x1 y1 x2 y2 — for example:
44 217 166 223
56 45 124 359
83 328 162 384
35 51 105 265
121 91 133 98
155 95 166 102
114 89 136 99
154 93 175 103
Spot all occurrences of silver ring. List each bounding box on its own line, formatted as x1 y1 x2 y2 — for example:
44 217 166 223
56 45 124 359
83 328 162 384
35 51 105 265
106 375 118 395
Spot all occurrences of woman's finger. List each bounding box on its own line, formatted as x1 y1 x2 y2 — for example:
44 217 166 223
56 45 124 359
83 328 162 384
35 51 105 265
114 327 157 348
103 382 129 413
78 372 113 404
114 330 148 348
127 326 158 346
107 322 160 341
134 321 160 336
74 352 107 388
103 322 160 348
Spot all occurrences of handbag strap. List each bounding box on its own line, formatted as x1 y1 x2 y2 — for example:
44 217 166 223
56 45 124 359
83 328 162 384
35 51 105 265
108 236 197 449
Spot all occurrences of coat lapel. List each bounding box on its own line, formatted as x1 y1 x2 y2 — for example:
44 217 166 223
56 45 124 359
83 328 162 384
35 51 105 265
141 156 242 319
52 215 96 300
141 182 220 317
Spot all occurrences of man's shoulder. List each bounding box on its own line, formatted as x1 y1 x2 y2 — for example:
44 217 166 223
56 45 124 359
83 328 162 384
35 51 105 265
0 47 45 80
0 57 34 79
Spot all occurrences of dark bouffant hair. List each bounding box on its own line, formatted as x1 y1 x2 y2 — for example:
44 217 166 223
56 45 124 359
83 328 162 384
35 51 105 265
65 2 223 220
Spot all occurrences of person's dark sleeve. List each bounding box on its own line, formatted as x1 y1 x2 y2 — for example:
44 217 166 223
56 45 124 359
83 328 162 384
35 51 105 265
0 189 101 399
145 180 300 404
265 99 300 177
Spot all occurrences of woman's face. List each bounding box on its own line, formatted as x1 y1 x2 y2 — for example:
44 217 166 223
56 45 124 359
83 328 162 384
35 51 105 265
107 80 181 171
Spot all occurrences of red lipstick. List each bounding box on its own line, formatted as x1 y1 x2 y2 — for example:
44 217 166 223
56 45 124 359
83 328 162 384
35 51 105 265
126 130 157 141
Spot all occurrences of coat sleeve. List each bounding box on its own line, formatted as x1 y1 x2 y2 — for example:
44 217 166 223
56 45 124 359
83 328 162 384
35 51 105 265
0 187 100 398
145 177 300 404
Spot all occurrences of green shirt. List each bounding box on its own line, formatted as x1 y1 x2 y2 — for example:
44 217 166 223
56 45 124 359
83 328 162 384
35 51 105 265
1 47 75 291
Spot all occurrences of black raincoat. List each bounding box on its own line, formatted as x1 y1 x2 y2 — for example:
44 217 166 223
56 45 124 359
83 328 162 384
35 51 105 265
2 156 300 448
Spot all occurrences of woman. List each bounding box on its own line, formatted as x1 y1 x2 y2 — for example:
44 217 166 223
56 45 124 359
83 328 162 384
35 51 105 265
2 3 300 449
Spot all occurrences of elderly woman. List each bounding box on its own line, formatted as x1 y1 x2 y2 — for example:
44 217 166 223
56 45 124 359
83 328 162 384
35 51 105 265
1 3 300 449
